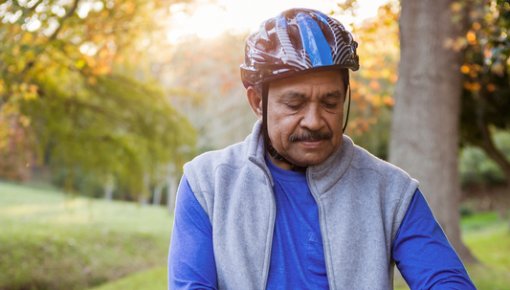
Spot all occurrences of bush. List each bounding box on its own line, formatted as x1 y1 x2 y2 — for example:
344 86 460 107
460 146 506 187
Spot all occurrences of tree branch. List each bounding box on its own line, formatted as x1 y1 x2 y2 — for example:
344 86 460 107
476 93 510 183
48 0 81 41
21 0 81 75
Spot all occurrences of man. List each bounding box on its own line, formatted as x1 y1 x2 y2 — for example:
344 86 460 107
168 8 475 289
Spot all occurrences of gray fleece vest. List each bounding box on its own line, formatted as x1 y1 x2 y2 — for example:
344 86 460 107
183 122 418 290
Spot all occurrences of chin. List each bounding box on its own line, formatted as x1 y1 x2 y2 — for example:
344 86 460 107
290 155 329 167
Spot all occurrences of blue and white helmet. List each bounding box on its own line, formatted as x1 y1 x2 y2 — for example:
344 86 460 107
240 8 359 88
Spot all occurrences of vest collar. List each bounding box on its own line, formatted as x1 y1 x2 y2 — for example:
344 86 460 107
246 121 355 193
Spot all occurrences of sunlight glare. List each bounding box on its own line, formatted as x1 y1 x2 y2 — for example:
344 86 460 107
166 0 390 43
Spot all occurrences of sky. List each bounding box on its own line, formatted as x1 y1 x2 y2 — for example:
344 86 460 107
166 0 390 42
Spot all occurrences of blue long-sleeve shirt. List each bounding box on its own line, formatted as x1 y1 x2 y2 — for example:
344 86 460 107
168 159 475 289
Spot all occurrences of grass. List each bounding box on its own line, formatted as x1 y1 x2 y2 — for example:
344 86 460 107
88 267 167 290
1 181 509 290
0 181 173 290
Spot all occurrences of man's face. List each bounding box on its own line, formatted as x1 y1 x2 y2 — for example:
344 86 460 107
266 70 345 168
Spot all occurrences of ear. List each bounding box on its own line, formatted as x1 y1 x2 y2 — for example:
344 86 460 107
246 86 263 120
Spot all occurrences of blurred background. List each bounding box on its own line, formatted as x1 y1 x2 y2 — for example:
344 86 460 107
0 0 509 289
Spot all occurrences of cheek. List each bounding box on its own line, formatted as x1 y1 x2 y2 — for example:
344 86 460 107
267 113 298 143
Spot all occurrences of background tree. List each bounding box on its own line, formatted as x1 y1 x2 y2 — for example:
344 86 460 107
347 2 400 158
0 0 196 198
460 0 510 183
389 0 476 262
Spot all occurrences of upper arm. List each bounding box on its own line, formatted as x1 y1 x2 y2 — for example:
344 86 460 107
392 189 476 289
168 176 218 290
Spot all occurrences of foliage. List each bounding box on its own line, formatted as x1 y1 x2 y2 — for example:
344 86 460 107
158 33 256 151
0 181 172 290
0 0 195 195
459 0 510 180
339 0 510 170
460 130 510 186
333 1 400 159
460 146 506 186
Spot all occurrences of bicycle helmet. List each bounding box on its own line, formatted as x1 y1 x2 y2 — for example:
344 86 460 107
240 8 360 169
240 8 359 88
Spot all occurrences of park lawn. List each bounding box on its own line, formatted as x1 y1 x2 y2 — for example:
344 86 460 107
88 267 167 290
0 181 173 290
1 181 509 289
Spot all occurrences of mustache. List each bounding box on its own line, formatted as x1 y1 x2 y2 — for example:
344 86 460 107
289 130 332 142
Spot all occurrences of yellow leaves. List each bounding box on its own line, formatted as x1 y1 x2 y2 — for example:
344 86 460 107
450 2 463 13
460 64 482 79
379 68 392 79
92 63 111 75
466 31 477 45
472 22 481 31
21 32 33 43
0 101 18 116
464 82 481 92
88 77 97 85
12 46 20 57
19 115 31 127
389 74 398 83
0 80 5 96
122 2 136 15
382 96 394 107
368 94 394 108
369 80 381 90
0 120 8 152
463 82 497 93
75 59 87 69
6 82 40 102
444 37 467 52
461 64 470 74
23 84 38 101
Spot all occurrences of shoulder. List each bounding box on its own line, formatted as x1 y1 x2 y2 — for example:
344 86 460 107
182 138 253 212
347 140 419 231
349 141 415 184
184 140 247 180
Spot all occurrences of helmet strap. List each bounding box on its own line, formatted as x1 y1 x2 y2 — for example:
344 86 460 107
342 83 351 133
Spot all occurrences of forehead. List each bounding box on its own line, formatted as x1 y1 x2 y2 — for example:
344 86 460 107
268 70 345 96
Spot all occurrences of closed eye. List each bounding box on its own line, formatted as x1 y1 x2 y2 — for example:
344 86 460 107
322 101 339 109
286 102 304 110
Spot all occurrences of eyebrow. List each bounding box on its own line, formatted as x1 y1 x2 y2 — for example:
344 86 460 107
322 90 344 100
278 90 344 101
279 91 307 102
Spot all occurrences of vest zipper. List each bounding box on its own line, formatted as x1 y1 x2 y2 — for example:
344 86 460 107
306 170 336 289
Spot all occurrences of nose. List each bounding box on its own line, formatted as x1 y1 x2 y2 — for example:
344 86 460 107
300 104 324 131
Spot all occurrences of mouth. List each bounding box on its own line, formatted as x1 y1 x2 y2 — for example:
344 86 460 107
298 140 325 148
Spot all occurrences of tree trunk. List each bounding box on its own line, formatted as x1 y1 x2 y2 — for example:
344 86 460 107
390 0 476 262
167 164 178 215
138 173 150 206
152 182 164 206
103 174 115 201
